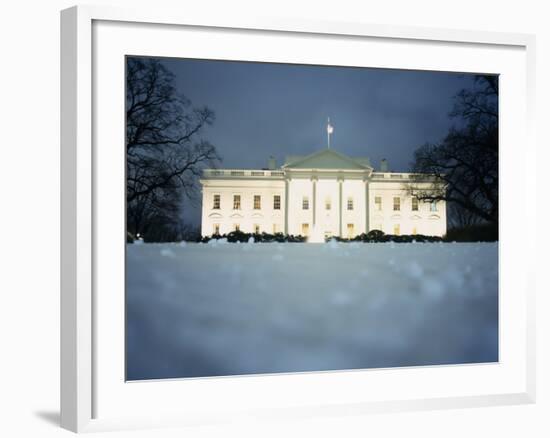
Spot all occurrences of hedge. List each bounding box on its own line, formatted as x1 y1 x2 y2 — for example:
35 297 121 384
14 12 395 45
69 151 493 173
200 229 443 244
200 231 306 243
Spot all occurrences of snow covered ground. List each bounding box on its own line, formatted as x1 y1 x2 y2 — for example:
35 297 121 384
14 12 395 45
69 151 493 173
126 241 498 380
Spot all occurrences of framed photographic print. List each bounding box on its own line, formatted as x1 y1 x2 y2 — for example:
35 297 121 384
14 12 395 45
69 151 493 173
61 5 536 433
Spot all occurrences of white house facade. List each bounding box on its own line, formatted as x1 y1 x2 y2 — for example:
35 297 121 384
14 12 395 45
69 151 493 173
199 148 446 239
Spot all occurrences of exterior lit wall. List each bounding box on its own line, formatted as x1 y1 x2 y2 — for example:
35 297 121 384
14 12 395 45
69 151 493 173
369 181 447 237
200 172 446 238
200 178 285 236
314 179 340 237
341 179 367 238
286 178 313 236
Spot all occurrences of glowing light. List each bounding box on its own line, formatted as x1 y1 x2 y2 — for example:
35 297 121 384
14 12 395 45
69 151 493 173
307 224 326 243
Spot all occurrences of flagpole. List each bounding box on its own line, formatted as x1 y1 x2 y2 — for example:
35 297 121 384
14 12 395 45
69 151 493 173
327 117 330 149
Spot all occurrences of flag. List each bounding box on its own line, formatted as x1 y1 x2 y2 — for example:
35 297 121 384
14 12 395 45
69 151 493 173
327 121 334 134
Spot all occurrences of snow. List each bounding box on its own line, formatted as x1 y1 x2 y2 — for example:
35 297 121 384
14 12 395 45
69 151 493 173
207 237 228 246
403 260 423 278
160 248 175 258
126 242 499 380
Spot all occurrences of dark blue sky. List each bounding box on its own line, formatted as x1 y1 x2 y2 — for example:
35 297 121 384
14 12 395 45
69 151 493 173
161 57 475 172
155 57 477 225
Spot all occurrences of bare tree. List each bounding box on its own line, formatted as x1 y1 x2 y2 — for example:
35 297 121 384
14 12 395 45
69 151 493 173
126 58 220 238
127 185 181 241
406 75 498 225
448 202 483 228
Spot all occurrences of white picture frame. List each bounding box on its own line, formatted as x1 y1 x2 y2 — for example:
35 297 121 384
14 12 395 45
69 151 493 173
60 4 536 433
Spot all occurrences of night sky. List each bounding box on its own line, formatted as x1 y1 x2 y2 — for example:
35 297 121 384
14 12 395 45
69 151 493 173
154 57 477 225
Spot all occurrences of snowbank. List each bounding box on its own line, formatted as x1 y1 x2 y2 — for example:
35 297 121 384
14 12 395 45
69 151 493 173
126 242 498 380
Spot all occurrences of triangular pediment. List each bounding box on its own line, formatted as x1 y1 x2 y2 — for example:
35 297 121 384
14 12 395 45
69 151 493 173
283 149 371 170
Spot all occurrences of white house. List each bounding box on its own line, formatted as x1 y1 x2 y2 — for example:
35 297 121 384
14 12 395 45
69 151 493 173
199 148 446 239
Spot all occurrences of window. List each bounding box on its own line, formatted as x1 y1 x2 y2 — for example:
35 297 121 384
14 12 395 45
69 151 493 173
347 197 354 210
233 194 241 210
347 223 354 239
430 201 438 212
213 194 220 209
393 197 400 211
375 196 382 211
234 224 240 231
254 195 261 210
412 197 419 211
393 224 400 235
273 223 280 234
302 223 310 236
213 224 220 235
254 224 260 234
325 197 331 210
302 196 309 210
273 195 281 210
412 226 417 235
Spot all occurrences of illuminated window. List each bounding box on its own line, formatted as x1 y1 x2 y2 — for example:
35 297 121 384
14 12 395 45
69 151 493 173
234 224 240 232
412 197 419 211
393 197 400 211
430 201 438 212
302 196 309 210
273 223 280 234
213 224 220 235
347 197 354 210
393 224 400 235
347 223 354 238
375 196 382 211
213 194 220 209
325 197 331 210
254 224 260 234
233 194 241 210
302 223 310 236
412 226 417 235
273 195 281 210
254 195 261 210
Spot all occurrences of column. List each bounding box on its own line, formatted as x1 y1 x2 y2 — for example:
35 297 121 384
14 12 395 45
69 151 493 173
364 179 370 234
284 176 289 235
311 176 317 226
338 177 343 238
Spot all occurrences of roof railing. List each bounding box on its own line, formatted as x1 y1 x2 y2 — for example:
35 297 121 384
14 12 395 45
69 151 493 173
203 169 435 180
203 169 285 178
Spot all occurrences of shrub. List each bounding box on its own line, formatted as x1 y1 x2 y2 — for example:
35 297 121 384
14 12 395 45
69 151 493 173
444 223 498 242
199 230 445 244
348 230 442 243
366 229 385 241
201 231 306 243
